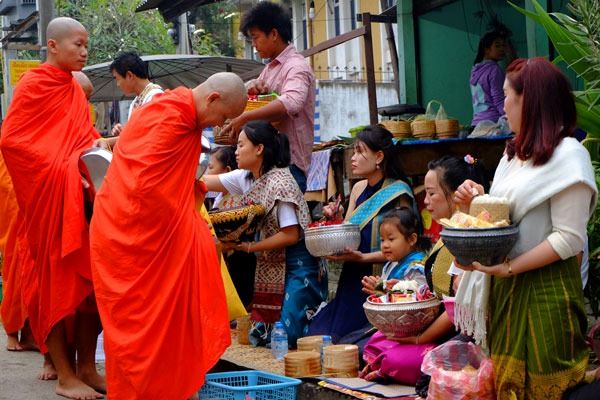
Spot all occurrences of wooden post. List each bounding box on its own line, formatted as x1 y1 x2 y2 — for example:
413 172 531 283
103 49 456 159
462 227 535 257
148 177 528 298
38 0 55 61
362 12 378 126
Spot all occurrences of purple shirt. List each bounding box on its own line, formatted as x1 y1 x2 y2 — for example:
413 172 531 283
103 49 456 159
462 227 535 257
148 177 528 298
259 44 315 174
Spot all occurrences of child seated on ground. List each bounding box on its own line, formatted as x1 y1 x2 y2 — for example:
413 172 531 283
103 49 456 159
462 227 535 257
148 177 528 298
361 207 429 297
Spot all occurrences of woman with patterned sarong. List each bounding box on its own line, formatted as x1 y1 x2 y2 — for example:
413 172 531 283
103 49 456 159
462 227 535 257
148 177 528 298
307 126 415 343
360 155 489 386
204 120 327 347
455 58 597 399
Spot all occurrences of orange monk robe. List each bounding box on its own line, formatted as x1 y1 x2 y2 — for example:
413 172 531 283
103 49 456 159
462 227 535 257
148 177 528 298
0 154 28 335
90 87 230 399
0 63 99 348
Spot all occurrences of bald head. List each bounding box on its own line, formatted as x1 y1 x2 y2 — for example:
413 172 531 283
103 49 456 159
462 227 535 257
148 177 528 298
203 72 246 107
193 72 247 128
47 17 86 42
73 71 94 100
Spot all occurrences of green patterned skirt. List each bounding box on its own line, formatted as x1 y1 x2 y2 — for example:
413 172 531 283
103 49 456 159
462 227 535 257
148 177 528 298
490 257 588 399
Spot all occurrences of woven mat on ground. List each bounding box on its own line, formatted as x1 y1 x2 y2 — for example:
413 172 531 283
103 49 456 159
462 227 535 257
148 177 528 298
321 378 416 398
221 329 285 375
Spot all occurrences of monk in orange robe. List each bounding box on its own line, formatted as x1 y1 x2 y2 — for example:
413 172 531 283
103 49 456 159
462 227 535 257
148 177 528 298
0 154 34 352
90 72 246 400
0 17 104 399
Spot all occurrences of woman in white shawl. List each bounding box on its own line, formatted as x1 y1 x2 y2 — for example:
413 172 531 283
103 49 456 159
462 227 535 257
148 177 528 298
454 58 597 399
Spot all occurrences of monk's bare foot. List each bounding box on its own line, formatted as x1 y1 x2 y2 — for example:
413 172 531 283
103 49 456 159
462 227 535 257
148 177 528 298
56 376 104 400
6 333 23 351
78 370 106 394
38 357 58 380
18 326 39 351
188 393 199 400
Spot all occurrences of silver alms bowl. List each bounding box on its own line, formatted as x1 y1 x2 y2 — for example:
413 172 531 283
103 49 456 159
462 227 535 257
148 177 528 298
304 223 361 257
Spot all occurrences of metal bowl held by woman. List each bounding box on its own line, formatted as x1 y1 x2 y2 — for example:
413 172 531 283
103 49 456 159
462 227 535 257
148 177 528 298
440 225 519 266
363 297 441 339
304 223 361 257
208 204 266 243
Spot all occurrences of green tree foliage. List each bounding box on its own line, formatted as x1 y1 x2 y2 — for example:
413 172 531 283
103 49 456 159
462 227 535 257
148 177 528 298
189 0 240 56
56 0 175 65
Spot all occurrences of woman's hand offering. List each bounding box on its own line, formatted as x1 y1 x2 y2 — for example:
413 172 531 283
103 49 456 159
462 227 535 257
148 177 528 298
384 279 400 290
454 259 513 278
219 241 237 252
322 194 344 220
326 248 363 262
453 179 484 213
361 275 380 295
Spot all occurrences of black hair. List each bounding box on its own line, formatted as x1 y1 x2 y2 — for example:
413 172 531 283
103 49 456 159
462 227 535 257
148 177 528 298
355 125 408 182
240 1 293 43
242 120 290 175
474 31 505 65
381 207 431 253
109 51 149 79
211 146 238 171
427 155 489 199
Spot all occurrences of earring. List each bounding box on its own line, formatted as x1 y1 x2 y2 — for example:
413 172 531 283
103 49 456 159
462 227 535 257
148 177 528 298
375 163 380 170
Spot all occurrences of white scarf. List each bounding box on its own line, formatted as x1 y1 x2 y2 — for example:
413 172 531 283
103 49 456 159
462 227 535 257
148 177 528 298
455 138 597 347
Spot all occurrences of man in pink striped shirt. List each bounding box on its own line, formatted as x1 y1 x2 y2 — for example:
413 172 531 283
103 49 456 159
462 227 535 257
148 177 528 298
222 1 315 192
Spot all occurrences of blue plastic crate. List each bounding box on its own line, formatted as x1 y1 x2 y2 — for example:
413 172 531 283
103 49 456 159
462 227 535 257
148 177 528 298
199 370 301 400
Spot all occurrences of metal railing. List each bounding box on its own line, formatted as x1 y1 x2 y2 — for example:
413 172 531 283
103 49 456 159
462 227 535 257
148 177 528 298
313 65 395 82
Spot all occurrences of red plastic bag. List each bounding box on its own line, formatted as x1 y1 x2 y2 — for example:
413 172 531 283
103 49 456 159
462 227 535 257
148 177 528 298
421 341 495 400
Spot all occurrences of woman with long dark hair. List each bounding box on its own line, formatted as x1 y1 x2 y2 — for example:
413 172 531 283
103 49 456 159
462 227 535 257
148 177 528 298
307 125 415 343
203 120 327 347
456 58 597 399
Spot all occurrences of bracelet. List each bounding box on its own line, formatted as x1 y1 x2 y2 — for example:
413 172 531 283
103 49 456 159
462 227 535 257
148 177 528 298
247 242 252 254
504 259 513 275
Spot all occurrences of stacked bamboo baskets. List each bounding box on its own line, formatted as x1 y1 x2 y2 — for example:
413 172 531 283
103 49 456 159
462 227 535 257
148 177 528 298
284 351 321 377
322 344 359 377
297 335 324 353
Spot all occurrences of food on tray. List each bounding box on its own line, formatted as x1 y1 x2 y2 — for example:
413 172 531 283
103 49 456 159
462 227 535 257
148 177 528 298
469 194 511 223
439 211 509 229
367 280 434 304
308 218 344 228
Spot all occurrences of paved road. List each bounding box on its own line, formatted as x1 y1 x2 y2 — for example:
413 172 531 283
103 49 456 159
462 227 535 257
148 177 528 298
0 325 105 400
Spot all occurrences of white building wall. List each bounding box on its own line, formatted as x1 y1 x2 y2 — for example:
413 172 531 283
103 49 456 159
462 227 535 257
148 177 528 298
317 80 398 141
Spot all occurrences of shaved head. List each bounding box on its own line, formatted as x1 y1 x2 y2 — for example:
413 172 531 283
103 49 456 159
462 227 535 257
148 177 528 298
194 72 247 128
47 17 86 42
46 17 88 72
73 71 94 100
204 72 246 107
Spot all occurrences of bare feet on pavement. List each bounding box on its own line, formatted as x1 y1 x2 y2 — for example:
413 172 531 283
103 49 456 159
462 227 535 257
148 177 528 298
78 369 107 394
188 394 199 400
55 376 104 400
6 333 23 351
38 355 58 380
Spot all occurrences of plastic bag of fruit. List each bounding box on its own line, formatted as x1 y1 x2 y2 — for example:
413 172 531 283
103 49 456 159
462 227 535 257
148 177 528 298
421 341 495 400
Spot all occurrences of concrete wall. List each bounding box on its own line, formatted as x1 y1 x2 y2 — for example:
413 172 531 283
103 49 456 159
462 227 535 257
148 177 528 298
317 80 398 141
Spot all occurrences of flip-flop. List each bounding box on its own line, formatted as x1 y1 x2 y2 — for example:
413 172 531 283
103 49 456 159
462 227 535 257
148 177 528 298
6 345 24 352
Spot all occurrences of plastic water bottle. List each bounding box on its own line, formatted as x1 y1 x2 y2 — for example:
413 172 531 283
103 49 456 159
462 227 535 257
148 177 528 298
271 322 288 360
321 335 332 370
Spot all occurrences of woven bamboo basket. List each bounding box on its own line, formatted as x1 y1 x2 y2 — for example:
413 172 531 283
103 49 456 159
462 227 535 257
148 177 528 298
284 351 321 377
469 196 511 223
435 119 460 138
322 345 359 377
297 335 324 353
213 125 237 145
411 120 436 139
381 120 411 138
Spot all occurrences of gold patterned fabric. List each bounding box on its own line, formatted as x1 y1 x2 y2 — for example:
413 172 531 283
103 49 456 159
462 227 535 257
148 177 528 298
234 168 311 324
490 257 587 399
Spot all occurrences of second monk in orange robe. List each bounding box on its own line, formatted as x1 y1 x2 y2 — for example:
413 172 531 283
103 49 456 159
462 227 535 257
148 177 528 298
90 72 247 399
